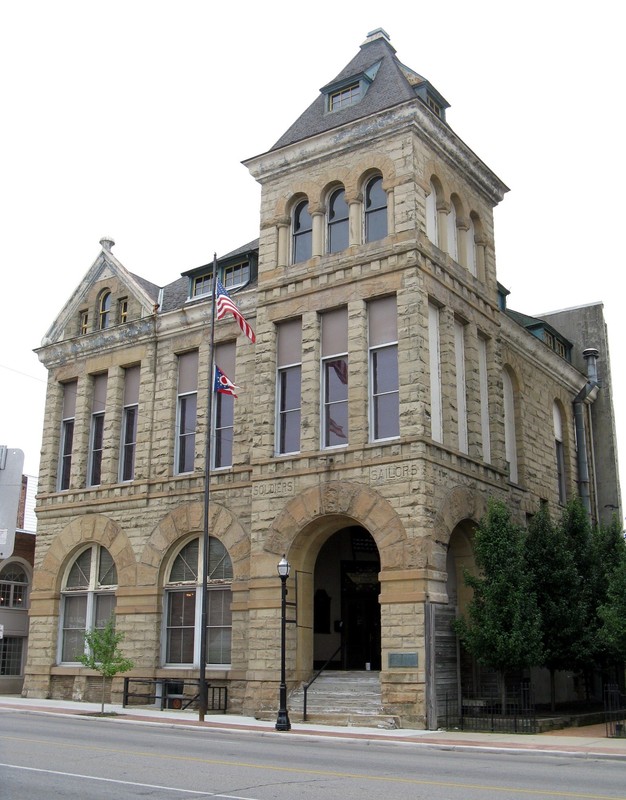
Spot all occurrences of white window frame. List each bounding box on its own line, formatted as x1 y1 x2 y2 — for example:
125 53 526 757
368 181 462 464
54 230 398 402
88 374 107 488
478 335 491 462
503 368 518 484
175 352 198 475
454 319 468 454
368 297 399 442
276 320 302 455
428 304 443 442
58 545 117 664
163 537 233 668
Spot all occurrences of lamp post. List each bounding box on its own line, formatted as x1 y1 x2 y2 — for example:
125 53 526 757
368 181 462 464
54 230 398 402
275 554 291 731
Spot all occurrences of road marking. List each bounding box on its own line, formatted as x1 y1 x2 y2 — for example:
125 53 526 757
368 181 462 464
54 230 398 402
0 763 259 799
1 736 624 799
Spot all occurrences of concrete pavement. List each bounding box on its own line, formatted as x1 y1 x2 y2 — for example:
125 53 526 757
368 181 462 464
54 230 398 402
2 695 626 760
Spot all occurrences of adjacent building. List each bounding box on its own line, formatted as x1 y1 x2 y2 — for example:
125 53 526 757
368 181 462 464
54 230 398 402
23 30 621 727
1 447 37 693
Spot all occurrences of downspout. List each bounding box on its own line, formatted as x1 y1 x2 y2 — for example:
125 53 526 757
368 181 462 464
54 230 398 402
573 348 600 520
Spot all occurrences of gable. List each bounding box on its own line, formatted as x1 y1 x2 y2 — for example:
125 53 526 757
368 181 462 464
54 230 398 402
41 238 160 346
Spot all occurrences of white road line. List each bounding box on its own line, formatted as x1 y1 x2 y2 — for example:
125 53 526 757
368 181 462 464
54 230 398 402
0 763 259 799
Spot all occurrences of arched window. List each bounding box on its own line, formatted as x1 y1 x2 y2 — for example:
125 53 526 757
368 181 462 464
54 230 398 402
447 203 458 261
99 291 111 330
164 537 233 666
364 175 387 243
327 188 349 254
502 368 519 484
0 562 29 608
60 545 117 662
292 200 312 264
466 216 477 277
426 181 438 245
554 402 567 504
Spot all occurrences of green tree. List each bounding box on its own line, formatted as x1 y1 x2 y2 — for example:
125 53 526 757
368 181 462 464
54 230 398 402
598 553 626 661
78 618 134 714
558 498 595 674
524 503 584 710
591 516 626 673
455 498 543 709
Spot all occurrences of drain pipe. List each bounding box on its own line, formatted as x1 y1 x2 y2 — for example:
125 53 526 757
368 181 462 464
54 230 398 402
573 348 600 519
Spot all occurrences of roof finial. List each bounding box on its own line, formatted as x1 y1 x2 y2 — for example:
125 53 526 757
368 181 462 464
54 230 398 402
100 237 115 252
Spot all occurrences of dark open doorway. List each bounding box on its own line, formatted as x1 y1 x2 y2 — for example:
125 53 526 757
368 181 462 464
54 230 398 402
313 526 381 671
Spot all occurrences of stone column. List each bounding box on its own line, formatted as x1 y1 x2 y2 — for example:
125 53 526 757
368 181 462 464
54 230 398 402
464 323 482 460
311 209 324 257
276 218 289 268
101 365 124 485
300 310 320 452
347 300 368 446
348 199 361 246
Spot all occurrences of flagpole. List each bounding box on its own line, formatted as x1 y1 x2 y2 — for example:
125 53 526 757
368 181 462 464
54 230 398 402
198 252 218 722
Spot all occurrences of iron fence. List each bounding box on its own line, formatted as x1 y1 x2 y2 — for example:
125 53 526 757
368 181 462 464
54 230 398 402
122 677 228 712
446 686 537 734
604 684 626 738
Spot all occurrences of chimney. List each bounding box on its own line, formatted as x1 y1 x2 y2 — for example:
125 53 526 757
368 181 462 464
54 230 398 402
583 347 599 384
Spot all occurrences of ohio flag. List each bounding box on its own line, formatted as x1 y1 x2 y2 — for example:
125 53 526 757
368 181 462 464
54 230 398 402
214 365 239 398
215 279 256 343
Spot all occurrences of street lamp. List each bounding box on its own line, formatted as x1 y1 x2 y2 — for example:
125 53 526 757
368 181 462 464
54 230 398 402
275 554 292 731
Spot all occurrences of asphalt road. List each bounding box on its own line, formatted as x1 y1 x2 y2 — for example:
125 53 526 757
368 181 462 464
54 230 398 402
1 710 625 800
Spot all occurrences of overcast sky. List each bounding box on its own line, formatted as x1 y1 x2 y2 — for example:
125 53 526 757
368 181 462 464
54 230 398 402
1 1 623 518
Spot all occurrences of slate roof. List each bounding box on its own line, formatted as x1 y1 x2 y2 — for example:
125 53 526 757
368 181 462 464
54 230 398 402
271 29 449 151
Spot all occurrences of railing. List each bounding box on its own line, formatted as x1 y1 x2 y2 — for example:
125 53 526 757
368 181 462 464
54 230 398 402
302 642 343 721
604 684 626 738
122 677 227 713
446 686 537 734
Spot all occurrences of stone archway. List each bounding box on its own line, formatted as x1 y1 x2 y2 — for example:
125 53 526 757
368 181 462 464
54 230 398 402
264 481 408 679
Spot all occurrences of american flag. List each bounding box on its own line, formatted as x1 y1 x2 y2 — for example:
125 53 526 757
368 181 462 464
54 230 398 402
214 365 239 398
215 280 256 343
328 415 347 439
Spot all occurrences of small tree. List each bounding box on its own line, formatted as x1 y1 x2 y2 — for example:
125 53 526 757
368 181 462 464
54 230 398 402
78 618 134 714
454 498 543 709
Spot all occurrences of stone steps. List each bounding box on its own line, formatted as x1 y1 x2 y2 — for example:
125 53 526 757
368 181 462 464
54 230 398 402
285 670 400 728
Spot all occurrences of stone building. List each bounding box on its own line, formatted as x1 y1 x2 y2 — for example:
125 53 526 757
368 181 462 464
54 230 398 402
24 30 620 727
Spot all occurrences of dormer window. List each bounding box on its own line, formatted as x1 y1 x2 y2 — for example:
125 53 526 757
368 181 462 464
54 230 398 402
223 260 250 290
192 272 213 298
329 83 361 111
427 96 442 118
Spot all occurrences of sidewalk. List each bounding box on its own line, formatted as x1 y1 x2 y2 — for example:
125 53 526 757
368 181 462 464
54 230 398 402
2 695 626 760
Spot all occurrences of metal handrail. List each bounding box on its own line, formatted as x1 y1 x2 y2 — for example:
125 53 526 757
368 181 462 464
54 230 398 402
302 642 343 721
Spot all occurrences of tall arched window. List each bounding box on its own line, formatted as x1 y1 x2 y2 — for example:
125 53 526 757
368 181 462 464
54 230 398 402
466 216 477 277
292 200 312 264
502 368 519 484
364 175 387 242
60 545 117 662
327 188 349 254
554 402 567 504
164 537 233 666
426 182 438 245
99 291 111 330
447 202 458 261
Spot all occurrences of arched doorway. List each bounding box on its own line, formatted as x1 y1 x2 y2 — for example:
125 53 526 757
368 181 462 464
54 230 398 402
313 526 381 671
